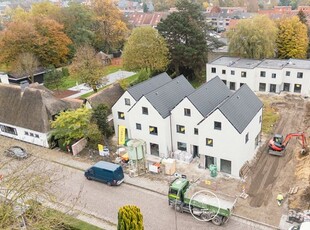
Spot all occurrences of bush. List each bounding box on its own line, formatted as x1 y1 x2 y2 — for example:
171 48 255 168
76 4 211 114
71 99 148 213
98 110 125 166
62 67 69 77
117 205 144 230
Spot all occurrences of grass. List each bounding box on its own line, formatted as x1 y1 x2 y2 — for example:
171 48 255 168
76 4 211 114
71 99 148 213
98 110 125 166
262 100 280 134
102 65 123 76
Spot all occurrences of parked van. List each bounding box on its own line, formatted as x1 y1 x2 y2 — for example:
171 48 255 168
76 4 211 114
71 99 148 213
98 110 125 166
84 161 124 186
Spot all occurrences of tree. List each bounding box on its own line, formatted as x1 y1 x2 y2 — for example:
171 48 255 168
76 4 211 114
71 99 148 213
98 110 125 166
122 27 170 73
50 106 92 145
0 157 76 229
117 205 144 230
30 1 61 17
92 104 114 140
276 16 308 59
70 45 106 92
91 0 129 52
0 16 72 67
227 15 278 59
57 2 95 47
157 0 209 80
43 67 64 91
12 52 39 83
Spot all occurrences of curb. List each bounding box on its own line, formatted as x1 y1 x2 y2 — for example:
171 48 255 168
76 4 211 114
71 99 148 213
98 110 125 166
41 156 281 230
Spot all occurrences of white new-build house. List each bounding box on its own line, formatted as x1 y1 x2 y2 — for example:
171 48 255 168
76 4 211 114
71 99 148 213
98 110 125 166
112 74 263 177
206 57 310 96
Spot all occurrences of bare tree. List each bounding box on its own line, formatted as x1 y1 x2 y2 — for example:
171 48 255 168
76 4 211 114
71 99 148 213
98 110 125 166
0 157 83 229
13 52 39 83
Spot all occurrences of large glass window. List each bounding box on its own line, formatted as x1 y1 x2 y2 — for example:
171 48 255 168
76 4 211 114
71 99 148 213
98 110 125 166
230 82 235 90
0 125 17 135
283 83 290 92
220 159 231 174
136 123 141 130
177 142 187 151
294 84 302 93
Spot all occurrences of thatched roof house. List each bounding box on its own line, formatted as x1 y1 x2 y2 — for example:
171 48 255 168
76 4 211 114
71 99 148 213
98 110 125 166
0 83 82 147
86 83 124 111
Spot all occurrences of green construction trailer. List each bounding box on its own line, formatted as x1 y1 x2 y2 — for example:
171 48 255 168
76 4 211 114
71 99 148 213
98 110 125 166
168 178 237 226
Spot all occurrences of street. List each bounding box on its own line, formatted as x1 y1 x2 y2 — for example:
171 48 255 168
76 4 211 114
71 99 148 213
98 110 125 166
0 134 273 230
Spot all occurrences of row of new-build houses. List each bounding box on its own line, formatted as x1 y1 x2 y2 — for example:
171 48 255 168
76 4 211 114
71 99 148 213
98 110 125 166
112 73 263 177
207 57 310 96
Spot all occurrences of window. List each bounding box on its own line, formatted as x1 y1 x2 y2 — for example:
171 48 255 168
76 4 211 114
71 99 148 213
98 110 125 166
283 83 290 92
25 131 29 135
206 138 213 147
0 125 17 135
136 123 141 130
214 121 222 130
176 125 185 134
240 83 244 87
205 155 215 169
35 134 39 138
125 98 130 106
255 134 259 148
245 133 249 143
294 84 302 93
260 71 266 77
177 142 187 151
220 159 231 174
222 69 226 74
194 128 198 135
269 84 276 93
150 143 159 156
286 71 290 76
142 107 148 115
259 115 262 123
272 73 276 78
297 72 303 78
184 108 191 116
211 67 216 73
241 71 246 78
259 83 266 92
118 111 125 120
222 80 227 85
30 133 34 137
149 126 158 135
229 82 235 90
231 70 235 75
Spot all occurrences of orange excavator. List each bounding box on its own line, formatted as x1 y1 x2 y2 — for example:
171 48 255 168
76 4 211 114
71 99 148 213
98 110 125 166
268 132 308 156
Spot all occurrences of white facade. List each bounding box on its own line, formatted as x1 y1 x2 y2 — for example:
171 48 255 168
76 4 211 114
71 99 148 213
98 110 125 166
207 57 310 96
128 97 172 158
112 91 136 138
0 122 49 147
0 73 9 84
198 109 262 176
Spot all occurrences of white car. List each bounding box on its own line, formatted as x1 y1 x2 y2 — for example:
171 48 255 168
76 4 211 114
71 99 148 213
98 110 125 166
289 221 310 230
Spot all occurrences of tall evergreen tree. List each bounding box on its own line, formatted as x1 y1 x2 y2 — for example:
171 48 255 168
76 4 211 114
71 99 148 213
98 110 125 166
157 0 209 80
117 205 144 230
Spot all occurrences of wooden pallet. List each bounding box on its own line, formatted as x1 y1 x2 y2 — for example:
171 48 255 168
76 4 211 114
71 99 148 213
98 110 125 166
288 186 299 194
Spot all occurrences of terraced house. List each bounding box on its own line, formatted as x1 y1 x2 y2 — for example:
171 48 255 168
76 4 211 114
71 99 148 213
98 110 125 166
112 74 263 177
207 57 310 96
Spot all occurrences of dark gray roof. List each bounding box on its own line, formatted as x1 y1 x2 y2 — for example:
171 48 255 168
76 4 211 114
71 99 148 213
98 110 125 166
219 84 263 134
188 76 232 117
285 58 310 69
127 72 171 101
145 75 195 118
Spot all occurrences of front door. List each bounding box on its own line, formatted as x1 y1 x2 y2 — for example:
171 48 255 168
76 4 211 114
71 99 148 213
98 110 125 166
192 145 199 158
269 84 276 93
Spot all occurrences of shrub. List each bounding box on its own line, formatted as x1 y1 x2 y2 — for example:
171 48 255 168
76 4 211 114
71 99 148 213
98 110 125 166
117 205 143 230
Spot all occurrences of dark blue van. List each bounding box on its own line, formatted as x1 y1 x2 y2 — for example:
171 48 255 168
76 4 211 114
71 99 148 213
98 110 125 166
84 161 124 186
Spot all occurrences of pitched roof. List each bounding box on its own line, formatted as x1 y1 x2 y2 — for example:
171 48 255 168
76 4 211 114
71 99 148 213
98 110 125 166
145 75 195 118
0 83 81 133
187 77 232 117
87 83 125 111
218 84 263 133
127 72 171 101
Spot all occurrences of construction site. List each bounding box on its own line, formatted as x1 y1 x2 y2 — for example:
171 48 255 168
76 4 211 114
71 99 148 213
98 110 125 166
184 93 310 227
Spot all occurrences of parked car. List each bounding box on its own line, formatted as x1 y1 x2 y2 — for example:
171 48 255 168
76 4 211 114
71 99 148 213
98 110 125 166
84 161 124 186
5 146 28 159
289 221 310 230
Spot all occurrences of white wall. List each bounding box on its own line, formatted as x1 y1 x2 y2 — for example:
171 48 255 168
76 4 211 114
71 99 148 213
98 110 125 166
254 68 283 93
282 68 310 96
171 98 204 154
0 122 49 147
128 96 172 158
112 91 135 137
198 108 262 177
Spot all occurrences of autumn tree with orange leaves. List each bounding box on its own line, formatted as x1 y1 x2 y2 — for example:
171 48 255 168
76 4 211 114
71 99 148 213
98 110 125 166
0 15 72 68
